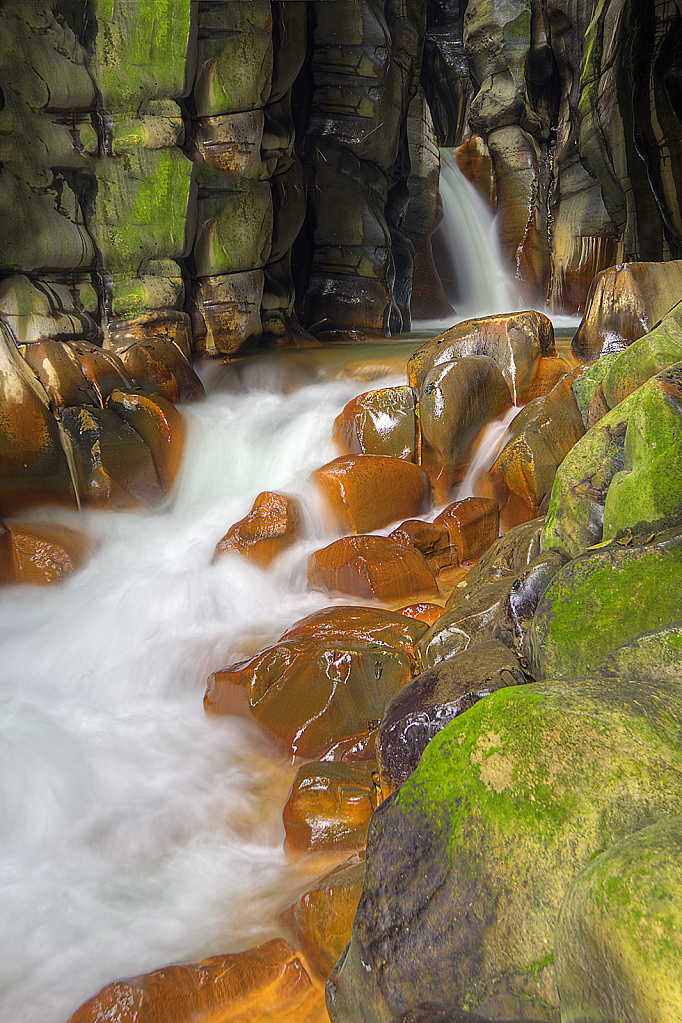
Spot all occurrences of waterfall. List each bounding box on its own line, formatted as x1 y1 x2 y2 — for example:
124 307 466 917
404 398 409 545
416 150 516 332
0 360 404 1023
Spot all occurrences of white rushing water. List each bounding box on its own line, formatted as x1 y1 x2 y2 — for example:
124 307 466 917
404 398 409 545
0 361 399 1023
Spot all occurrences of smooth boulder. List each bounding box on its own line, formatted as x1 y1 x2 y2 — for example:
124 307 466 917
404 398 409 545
308 535 438 602
313 455 432 534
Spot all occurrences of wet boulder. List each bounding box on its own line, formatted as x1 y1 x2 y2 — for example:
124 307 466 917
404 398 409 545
313 455 432 534
284 857 365 981
106 317 205 403
334 387 419 461
283 761 379 856
326 676 682 1022
528 527 682 681
106 389 185 493
377 640 526 795
407 311 556 405
555 817 682 1023
214 491 303 568
21 339 101 409
389 518 455 573
0 521 93 586
490 373 585 514
66 938 323 1023
308 535 438 603
492 549 570 666
419 520 543 668
419 356 512 503
433 497 499 565
205 606 426 759
571 259 682 362
396 603 444 626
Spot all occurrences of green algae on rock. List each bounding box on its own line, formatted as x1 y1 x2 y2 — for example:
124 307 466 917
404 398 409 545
555 816 682 1023
326 676 682 1023
528 527 682 681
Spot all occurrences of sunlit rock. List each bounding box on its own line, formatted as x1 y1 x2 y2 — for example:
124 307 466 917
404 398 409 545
106 390 185 494
529 527 682 681
60 406 164 510
283 761 378 856
21 339 100 409
0 521 92 586
522 355 572 402
556 817 682 1023
598 299 682 413
326 677 682 1022
0 321 76 515
66 937 324 1023
0 275 98 346
396 603 444 626
308 534 438 603
65 341 134 404
191 271 264 357
313 455 432 534
333 387 419 461
284 857 365 981
407 310 555 404
205 606 427 759
455 135 496 210
214 491 303 568
490 373 585 514
434 497 499 565
571 260 682 362
377 640 526 796
105 315 205 402
419 356 512 503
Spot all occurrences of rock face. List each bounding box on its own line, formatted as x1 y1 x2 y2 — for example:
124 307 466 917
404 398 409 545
327 676 682 1022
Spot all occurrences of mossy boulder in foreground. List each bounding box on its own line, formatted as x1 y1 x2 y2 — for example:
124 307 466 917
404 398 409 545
555 816 682 1023
326 677 682 1022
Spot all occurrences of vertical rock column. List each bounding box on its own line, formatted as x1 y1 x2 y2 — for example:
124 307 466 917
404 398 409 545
303 0 426 336
89 0 202 400
190 0 274 356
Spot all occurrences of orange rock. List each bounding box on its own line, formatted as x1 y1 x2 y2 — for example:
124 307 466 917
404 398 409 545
396 602 443 626
389 518 454 572
65 341 134 404
523 355 572 403
4 523 93 585
22 340 100 409
66 938 325 1023
434 497 499 564
283 761 378 855
107 390 185 493
0 517 16 584
455 134 497 210
214 492 303 568
106 314 205 402
308 535 438 602
312 455 431 534
0 321 77 515
408 309 555 404
333 386 419 461
60 406 165 509
283 858 365 980
205 606 426 759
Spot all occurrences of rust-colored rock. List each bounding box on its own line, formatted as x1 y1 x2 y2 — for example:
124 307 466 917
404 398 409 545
571 260 682 362
66 938 325 1023
523 355 573 403
3 522 93 586
21 340 100 409
333 386 419 461
106 314 205 402
106 390 185 493
389 518 454 572
419 357 512 503
205 606 426 759
490 375 586 512
214 492 303 568
407 310 555 404
283 858 365 980
283 761 378 855
434 497 500 565
396 602 444 626
65 341 135 404
308 535 438 603
60 406 164 509
455 134 496 211
312 455 432 534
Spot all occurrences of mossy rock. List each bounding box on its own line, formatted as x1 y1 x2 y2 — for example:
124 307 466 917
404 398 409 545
570 353 619 426
603 363 682 540
528 527 682 680
556 816 682 1023
601 299 682 410
594 622 682 683
326 676 682 1023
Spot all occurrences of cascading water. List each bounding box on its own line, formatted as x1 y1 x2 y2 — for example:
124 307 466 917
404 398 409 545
0 361 409 1023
